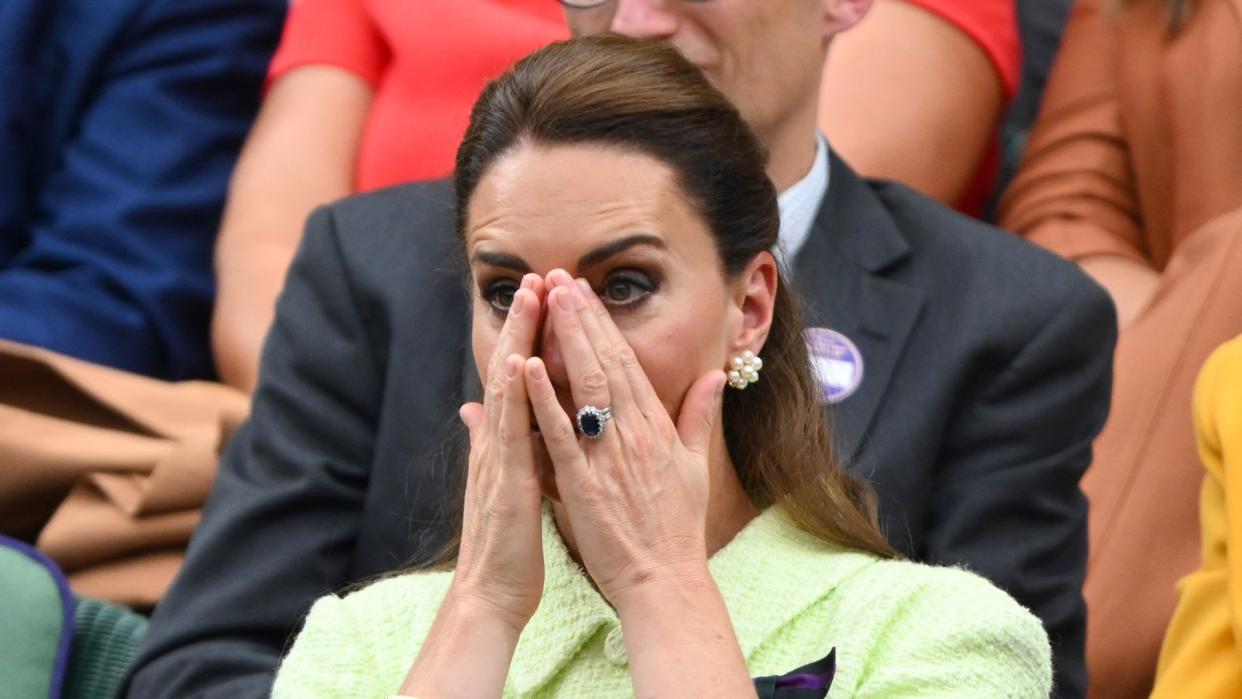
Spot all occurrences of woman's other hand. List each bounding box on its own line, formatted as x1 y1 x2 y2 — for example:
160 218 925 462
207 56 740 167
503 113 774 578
400 274 547 698
526 270 727 609
453 273 549 630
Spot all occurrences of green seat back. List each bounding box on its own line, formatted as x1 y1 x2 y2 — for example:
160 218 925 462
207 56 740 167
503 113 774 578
0 535 75 699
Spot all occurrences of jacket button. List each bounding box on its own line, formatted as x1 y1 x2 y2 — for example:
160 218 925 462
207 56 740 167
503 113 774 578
604 626 628 667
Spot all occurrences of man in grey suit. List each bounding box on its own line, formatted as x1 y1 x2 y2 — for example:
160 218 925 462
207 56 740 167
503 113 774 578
127 1 1114 697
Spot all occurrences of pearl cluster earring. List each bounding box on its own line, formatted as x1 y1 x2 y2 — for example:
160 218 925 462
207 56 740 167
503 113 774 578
727 350 763 390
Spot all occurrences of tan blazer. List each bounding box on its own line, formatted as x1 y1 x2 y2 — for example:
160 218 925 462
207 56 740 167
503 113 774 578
999 0 1242 269
0 340 247 609
1000 2 1242 697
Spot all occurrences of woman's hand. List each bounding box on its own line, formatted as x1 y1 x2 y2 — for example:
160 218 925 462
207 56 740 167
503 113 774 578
524 270 727 609
525 271 754 698
452 273 548 631
401 275 549 698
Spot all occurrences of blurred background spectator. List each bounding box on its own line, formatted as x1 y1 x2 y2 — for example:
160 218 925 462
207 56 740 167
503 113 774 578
999 0 1242 695
210 0 567 393
987 0 1075 219
211 0 1025 394
0 0 284 380
1 1 283 693
820 0 1019 215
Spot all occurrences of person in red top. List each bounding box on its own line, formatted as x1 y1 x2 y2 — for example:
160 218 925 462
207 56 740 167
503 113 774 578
266 0 568 188
820 0 1020 215
212 0 1020 394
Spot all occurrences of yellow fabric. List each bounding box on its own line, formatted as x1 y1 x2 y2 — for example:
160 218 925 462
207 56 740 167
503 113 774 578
1151 335 1242 697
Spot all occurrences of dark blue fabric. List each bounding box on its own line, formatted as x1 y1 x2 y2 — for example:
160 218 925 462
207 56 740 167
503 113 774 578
0 0 285 379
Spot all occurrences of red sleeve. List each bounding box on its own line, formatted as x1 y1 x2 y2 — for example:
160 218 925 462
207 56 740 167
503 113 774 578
267 0 389 88
903 0 1022 100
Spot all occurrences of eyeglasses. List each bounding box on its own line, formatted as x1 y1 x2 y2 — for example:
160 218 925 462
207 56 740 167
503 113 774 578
559 0 713 8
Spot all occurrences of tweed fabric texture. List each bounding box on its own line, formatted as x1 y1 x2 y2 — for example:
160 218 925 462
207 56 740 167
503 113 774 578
274 507 1052 698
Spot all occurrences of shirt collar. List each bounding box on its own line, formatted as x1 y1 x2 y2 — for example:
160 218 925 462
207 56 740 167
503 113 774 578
508 502 880 695
776 133 830 269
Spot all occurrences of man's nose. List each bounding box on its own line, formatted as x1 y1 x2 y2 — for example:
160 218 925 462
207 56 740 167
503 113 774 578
611 0 680 40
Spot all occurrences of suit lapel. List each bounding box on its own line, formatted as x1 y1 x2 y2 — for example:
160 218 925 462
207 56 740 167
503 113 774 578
793 154 924 465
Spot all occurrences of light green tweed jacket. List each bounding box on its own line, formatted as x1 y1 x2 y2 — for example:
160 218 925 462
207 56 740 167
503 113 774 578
273 507 1052 698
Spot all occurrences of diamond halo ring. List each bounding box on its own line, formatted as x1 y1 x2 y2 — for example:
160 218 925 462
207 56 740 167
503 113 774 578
575 405 613 439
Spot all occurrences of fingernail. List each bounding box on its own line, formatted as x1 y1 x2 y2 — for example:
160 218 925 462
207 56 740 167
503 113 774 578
556 287 575 311
529 359 547 381
505 356 518 378
576 278 592 296
510 291 525 317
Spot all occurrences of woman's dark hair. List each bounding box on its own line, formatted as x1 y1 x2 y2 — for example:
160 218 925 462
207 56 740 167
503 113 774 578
443 34 895 562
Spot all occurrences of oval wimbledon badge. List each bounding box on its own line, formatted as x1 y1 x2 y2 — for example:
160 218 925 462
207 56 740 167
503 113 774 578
805 327 864 404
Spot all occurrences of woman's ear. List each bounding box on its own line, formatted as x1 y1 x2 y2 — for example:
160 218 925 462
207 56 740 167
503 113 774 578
729 251 779 355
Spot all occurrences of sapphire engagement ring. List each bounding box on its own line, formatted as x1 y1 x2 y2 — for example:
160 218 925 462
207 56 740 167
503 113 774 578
575 405 613 439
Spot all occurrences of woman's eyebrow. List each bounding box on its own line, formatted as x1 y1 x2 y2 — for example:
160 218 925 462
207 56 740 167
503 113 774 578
469 250 530 273
577 233 666 270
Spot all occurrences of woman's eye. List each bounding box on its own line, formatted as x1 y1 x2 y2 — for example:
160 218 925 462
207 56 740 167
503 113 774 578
599 273 654 307
484 283 518 313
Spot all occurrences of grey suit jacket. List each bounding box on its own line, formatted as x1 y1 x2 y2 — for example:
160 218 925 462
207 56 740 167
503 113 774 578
126 154 1114 698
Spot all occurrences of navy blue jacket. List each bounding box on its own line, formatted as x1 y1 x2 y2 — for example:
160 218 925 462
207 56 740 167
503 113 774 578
0 0 284 379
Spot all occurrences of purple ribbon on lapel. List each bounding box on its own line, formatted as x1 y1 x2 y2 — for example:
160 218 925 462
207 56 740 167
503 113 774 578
752 648 836 698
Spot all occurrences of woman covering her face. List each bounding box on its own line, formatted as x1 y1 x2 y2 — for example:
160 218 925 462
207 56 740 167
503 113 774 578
273 35 1051 699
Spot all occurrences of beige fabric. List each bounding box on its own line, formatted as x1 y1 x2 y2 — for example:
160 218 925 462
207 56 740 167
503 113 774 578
999 1 1242 695
999 0 1242 270
0 339 247 609
1080 211 1242 698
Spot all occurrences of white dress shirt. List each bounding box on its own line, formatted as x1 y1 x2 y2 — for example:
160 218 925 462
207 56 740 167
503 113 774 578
776 133 830 271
